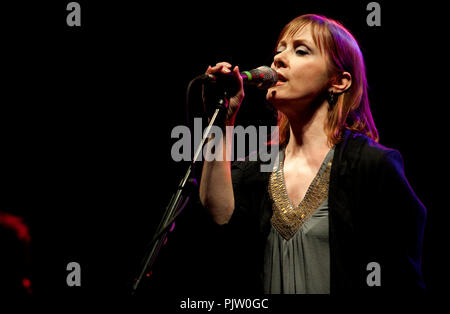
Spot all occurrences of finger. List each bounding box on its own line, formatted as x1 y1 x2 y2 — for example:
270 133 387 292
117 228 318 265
205 65 214 74
217 62 232 68
212 62 232 72
233 66 244 87
206 63 225 74
216 62 232 74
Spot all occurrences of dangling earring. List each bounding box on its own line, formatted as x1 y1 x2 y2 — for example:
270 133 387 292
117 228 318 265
328 90 337 108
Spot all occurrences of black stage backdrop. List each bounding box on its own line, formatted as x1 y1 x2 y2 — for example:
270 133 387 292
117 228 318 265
1 0 447 308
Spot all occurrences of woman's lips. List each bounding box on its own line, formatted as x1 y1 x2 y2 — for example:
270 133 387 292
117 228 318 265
275 72 287 86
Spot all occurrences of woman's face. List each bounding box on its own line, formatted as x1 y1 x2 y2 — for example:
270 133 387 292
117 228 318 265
267 24 332 113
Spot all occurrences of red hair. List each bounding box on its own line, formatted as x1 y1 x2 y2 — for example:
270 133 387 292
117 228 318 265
276 14 379 146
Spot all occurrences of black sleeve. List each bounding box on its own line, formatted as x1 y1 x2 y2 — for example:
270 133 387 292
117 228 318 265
227 161 257 231
367 148 427 292
215 160 268 293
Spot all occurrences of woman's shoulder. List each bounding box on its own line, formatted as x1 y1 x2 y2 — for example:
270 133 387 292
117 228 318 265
343 131 404 171
232 145 279 167
231 145 280 180
231 151 260 174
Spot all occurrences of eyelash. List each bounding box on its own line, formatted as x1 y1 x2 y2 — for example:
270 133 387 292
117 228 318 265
273 48 309 57
295 49 308 56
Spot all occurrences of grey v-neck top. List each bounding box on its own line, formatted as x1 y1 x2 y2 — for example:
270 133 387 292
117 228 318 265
263 147 335 294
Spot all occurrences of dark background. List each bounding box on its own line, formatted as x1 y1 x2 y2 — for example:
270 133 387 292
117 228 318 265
1 0 447 306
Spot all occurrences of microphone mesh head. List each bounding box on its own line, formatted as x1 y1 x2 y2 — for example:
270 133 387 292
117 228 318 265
252 66 278 89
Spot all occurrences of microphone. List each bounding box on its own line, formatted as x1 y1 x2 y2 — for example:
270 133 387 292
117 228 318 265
203 65 278 92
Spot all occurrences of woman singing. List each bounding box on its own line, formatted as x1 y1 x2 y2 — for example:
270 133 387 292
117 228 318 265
199 14 426 294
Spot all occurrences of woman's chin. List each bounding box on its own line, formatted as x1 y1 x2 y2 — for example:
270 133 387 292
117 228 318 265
266 91 288 108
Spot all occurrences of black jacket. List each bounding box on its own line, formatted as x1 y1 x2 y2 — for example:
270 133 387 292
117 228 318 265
215 129 426 295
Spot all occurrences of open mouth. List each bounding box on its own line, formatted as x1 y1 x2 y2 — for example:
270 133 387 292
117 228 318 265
277 72 287 83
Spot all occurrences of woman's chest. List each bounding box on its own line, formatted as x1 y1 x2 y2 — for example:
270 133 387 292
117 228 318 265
283 166 319 207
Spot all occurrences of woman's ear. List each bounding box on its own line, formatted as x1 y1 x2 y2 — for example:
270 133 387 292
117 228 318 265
329 71 352 93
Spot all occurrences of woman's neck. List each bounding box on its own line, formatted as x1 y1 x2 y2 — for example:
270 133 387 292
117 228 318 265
284 101 331 160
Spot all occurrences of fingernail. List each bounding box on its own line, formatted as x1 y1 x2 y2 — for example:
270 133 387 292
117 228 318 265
224 68 231 73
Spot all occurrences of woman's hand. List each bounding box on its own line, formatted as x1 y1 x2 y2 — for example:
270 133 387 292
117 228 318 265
205 62 245 125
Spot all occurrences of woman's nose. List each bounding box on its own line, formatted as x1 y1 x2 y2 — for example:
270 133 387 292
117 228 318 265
273 52 287 68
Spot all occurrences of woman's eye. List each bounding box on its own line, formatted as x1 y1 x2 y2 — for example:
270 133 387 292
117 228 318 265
295 49 308 56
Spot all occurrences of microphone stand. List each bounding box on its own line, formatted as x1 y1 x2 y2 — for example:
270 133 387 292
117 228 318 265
131 76 229 295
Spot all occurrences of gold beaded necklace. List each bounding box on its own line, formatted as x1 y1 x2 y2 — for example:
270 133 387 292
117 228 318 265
268 148 334 240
